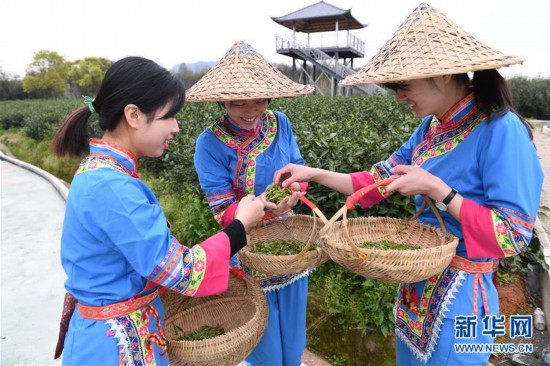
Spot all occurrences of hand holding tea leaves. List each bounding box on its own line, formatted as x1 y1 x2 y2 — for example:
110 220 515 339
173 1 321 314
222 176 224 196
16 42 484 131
265 183 292 204
263 182 305 216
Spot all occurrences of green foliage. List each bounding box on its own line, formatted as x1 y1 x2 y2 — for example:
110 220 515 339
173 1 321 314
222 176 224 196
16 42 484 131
500 236 549 275
496 271 514 285
252 240 312 255
0 130 83 182
140 102 221 192
309 262 398 334
0 67 26 100
174 325 225 341
23 50 71 98
0 99 103 142
508 76 550 120
0 102 26 129
271 95 419 218
264 183 292 203
69 57 112 96
142 174 220 245
173 63 209 89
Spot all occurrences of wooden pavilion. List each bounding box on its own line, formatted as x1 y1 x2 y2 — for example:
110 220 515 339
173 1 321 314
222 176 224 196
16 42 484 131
272 1 382 96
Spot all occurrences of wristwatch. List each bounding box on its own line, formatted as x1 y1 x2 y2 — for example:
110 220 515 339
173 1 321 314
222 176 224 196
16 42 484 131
435 188 458 211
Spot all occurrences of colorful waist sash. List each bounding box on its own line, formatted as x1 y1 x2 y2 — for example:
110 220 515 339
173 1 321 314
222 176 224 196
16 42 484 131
449 255 496 273
78 289 160 320
449 256 496 316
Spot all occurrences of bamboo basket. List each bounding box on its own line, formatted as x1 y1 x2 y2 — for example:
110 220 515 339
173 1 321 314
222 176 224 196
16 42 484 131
320 178 459 283
239 197 331 276
162 270 267 365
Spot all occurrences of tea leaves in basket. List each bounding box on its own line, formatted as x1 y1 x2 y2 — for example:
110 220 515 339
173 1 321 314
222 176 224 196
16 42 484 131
357 240 419 250
264 183 292 204
252 240 314 255
174 324 226 341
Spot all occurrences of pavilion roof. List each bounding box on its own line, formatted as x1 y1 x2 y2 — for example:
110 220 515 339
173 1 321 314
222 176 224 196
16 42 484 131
272 0 367 33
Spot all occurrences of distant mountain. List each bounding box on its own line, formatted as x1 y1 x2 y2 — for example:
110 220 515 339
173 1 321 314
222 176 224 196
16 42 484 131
171 61 216 74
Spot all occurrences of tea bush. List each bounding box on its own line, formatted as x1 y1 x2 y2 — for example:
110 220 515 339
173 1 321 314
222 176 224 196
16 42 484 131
309 261 398 336
508 76 550 120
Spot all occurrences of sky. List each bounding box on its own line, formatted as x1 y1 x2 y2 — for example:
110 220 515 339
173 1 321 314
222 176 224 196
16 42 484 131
2 0 550 79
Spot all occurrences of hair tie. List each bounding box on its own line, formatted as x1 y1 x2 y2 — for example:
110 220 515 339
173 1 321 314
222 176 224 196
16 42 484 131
83 96 96 114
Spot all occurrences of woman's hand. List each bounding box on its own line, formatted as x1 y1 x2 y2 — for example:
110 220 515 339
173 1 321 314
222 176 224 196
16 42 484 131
235 195 266 230
257 183 305 216
270 189 306 216
274 164 317 188
385 165 449 200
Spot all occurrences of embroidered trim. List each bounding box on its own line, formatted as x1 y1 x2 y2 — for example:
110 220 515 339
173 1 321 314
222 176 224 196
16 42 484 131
148 238 185 287
106 318 134 366
394 270 466 362
74 154 141 180
262 268 315 293
241 263 314 291
75 154 128 176
147 238 207 296
410 95 487 167
206 189 237 221
184 246 207 296
210 110 278 195
78 290 159 320
106 304 167 366
491 207 533 256
90 138 138 171
412 111 484 167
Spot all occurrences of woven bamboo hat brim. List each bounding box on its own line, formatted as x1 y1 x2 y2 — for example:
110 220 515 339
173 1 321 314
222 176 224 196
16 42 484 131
186 41 314 102
340 3 524 86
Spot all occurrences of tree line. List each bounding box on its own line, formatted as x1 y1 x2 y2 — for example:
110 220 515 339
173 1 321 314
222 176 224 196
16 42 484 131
0 50 300 101
2 50 549 120
0 50 327 101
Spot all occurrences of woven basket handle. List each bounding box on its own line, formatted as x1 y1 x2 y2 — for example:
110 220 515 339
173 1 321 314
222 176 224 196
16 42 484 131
299 196 328 224
320 178 449 259
292 196 329 261
262 196 328 262
411 195 448 233
320 178 394 238
330 177 447 233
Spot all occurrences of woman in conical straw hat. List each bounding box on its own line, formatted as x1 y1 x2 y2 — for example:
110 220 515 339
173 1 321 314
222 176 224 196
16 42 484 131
275 3 543 365
190 40 314 366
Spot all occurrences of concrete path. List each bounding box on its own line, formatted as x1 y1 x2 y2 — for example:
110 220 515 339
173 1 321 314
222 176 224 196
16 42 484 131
1 156 66 366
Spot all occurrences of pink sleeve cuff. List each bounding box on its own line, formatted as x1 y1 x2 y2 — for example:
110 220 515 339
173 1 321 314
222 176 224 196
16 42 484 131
460 198 504 258
219 203 239 228
350 171 384 209
194 232 231 296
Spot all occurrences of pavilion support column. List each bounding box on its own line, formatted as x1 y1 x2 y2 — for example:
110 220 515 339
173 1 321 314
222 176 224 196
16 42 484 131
312 65 317 95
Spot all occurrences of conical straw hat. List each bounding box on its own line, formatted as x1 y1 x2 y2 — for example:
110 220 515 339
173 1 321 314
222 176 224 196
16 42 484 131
186 41 314 102
340 3 524 86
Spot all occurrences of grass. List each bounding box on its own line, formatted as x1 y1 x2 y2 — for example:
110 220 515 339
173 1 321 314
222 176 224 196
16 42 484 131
0 129 83 183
